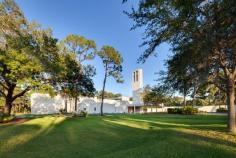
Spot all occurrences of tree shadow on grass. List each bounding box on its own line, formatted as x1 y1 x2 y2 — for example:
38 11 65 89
114 114 228 132
102 117 236 158
1 115 236 158
121 117 227 131
0 116 65 156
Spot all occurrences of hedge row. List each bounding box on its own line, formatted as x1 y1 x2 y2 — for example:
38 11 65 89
216 107 228 113
167 106 198 115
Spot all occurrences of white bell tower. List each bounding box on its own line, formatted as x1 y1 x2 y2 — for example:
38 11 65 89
132 69 143 106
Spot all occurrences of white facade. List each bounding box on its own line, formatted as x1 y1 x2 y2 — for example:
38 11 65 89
31 93 65 114
79 98 129 114
31 93 130 115
132 69 143 106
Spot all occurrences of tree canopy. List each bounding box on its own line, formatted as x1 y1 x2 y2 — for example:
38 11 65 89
0 0 63 114
0 0 97 115
96 90 122 99
126 0 236 133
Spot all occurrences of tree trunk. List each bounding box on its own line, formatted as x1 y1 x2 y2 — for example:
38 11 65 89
192 84 197 107
101 63 108 116
226 77 236 133
4 98 13 116
4 86 15 116
74 97 77 112
65 97 68 113
183 91 187 107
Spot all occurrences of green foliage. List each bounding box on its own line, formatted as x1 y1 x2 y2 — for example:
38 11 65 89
0 0 63 114
98 46 123 83
71 110 88 118
62 34 96 62
182 106 198 115
167 108 183 114
59 108 67 115
0 111 4 122
0 97 4 106
79 110 88 118
96 90 122 99
167 106 198 115
98 45 123 115
126 0 236 131
59 34 97 100
165 97 183 107
142 85 166 106
217 107 228 113
58 53 96 99
0 111 15 123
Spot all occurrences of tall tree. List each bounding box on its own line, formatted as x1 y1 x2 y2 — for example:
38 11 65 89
58 53 95 112
61 34 97 111
0 0 62 115
98 46 123 116
126 0 236 133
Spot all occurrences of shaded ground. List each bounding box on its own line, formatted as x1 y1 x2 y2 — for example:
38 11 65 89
0 114 236 158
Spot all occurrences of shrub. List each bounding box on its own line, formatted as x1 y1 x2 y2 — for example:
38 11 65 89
0 112 15 123
167 106 198 115
79 110 88 117
167 108 182 114
0 111 4 123
217 107 228 113
71 111 88 118
59 108 67 115
182 106 198 115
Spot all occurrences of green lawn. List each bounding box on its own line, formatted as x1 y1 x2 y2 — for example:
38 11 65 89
0 114 236 158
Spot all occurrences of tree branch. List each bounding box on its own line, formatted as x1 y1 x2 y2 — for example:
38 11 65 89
215 49 230 77
12 87 31 101
0 81 8 90
0 89 6 97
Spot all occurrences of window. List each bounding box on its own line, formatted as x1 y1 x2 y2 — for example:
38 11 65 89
136 71 138 82
133 72 136 82
94 107 96 111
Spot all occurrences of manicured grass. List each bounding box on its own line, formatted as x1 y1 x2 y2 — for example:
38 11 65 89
0 114 236 158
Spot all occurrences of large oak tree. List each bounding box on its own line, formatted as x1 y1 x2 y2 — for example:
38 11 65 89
0 0 62 115
126 0 236 133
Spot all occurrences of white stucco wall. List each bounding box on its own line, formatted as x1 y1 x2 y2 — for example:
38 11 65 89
31 93 234 115
31 93 129 115
145 105 233 113
77 98 129 114
31 93 64 114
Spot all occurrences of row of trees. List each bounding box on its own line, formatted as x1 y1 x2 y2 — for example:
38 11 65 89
142 84 226 108
0 0 123 116
96 91 122 99
126 0 236 133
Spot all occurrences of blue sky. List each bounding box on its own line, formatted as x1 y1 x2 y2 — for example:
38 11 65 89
16 0 171 96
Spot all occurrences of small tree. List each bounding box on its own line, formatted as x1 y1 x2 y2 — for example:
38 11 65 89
98 46 123 116
142 85 167 111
